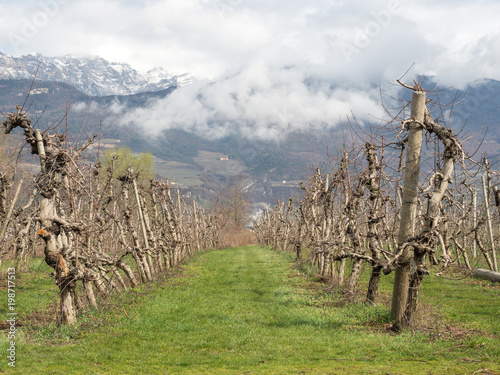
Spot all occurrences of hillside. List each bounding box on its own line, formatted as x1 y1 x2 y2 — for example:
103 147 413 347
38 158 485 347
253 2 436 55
0 79 342 208
1 77 500 209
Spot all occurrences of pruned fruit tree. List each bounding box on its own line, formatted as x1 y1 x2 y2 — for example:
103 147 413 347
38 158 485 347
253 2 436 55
254 80 499 330
1 105 221 324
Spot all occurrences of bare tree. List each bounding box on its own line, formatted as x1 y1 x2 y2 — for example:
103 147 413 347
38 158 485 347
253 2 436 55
1 105 222 325
255 78 477 331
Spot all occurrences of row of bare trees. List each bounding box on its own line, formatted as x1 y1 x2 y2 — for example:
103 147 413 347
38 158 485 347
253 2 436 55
0 106 221 324
254 82 499 330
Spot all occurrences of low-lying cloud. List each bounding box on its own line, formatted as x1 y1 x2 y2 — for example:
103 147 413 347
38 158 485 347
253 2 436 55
121 62 387 140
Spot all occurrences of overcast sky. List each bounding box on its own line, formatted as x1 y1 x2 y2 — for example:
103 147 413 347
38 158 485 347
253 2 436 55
1 0 499 139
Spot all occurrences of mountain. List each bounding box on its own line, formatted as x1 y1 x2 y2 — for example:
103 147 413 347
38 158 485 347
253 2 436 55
0 79 177 137
1 61 500 208
0 52 191 96
0 78 334 207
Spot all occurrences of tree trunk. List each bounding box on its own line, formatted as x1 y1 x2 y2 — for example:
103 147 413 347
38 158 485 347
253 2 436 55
295 243 301 261
403 250 426 327
60 282 77 325
338 258 346 284
365 264 383 305
346 259 363 299
117 260 138 288
84 279 98 308
364 142 384 305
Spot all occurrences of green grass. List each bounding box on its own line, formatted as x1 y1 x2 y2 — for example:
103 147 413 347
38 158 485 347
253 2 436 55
0 258 56 318
420 270 500 333
1 246 499 374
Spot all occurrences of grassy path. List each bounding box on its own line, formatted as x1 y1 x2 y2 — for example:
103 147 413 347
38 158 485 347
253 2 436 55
2 246 499 374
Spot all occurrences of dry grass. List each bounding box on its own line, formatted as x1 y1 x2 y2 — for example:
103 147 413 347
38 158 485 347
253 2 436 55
220 221 256 248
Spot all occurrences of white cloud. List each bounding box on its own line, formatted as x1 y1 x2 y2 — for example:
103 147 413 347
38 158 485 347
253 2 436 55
2 0 499 81
72 98 126 116
121 63 385 140
1 0 500 139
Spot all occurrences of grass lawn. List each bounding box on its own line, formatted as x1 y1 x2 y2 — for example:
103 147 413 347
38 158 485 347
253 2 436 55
0 246 499 374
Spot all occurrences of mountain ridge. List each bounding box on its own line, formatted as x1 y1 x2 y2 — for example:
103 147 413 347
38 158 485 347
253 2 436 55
0 51 191 96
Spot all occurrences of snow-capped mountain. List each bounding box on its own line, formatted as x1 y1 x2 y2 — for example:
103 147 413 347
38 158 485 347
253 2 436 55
0 51 191 96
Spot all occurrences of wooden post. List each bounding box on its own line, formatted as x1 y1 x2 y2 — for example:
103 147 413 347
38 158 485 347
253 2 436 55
473 190 477 258
0 179 23 245
34 130 47 173
482 175 498 271
391 89 426 324
193 201 201 252
133 176 150 250
473 268 500 282
461 196 466 261
120 178 152 282
175 191 184 265
132 174 155 275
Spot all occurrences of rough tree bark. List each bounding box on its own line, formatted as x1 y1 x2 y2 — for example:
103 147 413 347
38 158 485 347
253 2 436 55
364 143 385 305
2 111 80 324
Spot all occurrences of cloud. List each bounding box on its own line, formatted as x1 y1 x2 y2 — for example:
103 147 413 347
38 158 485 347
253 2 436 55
2 0 500 81
121 61 385 140
1 0 500 140
72 98 127 117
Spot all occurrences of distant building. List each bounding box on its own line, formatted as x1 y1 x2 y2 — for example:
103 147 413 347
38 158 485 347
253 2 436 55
220 157 229 161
